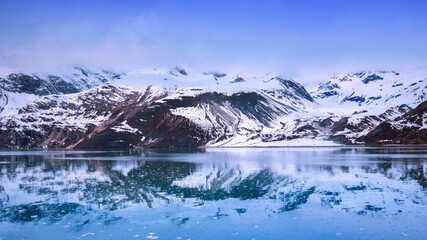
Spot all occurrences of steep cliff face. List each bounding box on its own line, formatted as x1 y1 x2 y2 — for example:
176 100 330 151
0 67 425 149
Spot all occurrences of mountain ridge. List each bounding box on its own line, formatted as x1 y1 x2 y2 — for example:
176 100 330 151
0 66 425 149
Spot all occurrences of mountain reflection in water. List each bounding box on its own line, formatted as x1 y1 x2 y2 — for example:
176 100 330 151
0 147 426 239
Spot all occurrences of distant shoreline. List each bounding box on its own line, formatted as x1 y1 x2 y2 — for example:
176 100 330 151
1 144 427 151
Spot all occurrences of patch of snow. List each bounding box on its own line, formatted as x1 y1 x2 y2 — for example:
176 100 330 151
111 121 140 134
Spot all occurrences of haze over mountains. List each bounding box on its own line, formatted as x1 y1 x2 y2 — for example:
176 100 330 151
0 66 425 149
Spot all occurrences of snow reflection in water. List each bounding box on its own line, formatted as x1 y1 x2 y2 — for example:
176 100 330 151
0 147 426 239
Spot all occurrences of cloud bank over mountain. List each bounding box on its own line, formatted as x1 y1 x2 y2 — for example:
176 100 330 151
0 0 427 84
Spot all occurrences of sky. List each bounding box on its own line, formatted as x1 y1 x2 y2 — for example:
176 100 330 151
0 0 427 83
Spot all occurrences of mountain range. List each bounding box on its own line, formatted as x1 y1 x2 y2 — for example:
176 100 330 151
0 66 425 149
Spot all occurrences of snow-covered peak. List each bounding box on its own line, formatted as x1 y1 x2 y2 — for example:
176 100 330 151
0 66 123 96
311 69 426 115
111 67 314 105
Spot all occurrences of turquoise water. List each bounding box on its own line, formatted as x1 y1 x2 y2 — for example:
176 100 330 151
0 147 426 239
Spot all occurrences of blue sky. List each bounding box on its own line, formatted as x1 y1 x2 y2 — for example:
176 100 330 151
0 0 426 81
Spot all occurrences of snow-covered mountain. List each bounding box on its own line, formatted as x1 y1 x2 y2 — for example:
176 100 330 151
311 70 425 114
309 70 426 144
0 67 123 116
0 66 425 149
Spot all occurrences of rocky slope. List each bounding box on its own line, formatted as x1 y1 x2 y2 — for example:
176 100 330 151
361 100 427 145
310 70 426 144
0 67 425 149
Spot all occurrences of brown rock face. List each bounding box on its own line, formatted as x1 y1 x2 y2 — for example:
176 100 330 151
73 91 288 149
362 100 427 145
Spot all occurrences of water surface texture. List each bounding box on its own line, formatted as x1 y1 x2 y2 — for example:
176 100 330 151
0 147 426 240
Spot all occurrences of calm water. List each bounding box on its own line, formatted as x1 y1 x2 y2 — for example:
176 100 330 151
0 147 426 240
